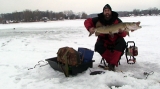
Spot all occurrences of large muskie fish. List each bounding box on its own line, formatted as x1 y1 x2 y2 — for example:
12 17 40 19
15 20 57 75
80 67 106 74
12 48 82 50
89 22 142 36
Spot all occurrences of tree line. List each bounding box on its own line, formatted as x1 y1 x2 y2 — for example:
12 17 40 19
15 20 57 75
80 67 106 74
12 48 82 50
0 7 160 24
88 7 160 18
0 10 88 24
118 7 160 17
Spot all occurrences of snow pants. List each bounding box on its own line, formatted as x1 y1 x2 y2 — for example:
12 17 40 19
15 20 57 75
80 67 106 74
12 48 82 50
94 37 126 66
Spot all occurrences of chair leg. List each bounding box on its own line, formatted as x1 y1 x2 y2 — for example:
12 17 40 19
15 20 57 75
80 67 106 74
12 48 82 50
118 61 121 65
101 57 121 66
98 58 109 70
100 58 108 67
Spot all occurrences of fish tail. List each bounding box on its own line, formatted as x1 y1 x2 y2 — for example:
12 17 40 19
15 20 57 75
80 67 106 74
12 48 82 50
89 33 92 37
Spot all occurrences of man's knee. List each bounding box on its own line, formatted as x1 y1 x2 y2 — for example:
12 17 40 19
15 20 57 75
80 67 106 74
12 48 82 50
94 41 106 55
116 37 126 44
114 37 126 52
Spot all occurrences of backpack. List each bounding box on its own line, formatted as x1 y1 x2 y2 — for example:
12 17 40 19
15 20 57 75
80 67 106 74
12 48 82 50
57 47 82 77
57 47 82 66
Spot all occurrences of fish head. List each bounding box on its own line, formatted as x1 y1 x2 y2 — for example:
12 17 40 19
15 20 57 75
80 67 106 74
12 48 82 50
126 22 142 31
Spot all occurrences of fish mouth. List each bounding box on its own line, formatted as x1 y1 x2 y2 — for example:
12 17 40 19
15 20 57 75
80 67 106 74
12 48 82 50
136 22 141 26
136 21 142 28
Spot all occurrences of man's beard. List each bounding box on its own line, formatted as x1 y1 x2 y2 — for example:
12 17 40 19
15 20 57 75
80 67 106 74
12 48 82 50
104 13 111 20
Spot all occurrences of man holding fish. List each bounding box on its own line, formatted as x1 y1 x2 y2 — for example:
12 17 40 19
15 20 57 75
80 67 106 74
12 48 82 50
84 4 141 71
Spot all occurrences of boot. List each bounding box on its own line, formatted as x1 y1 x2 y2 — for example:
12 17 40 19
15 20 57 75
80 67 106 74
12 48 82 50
110 50 122 67
108 64 115 71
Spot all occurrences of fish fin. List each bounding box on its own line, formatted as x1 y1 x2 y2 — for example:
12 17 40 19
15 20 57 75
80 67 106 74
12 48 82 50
109 31 113 35
95 32 100 36
109 31 114 37
127 31 130 36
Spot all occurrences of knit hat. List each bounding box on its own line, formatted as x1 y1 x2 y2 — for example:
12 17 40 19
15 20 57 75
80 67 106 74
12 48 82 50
103 4 112 12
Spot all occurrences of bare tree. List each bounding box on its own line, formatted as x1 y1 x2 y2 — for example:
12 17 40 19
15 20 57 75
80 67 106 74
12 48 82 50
81 12 87 19
23 9 33 22
133 9 140 16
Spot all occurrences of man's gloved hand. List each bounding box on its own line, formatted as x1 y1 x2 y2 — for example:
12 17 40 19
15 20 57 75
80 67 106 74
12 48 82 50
89 27 95 34
89 27 95 36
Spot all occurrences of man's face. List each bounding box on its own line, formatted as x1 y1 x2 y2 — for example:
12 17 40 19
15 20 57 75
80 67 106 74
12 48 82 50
103 8 112 20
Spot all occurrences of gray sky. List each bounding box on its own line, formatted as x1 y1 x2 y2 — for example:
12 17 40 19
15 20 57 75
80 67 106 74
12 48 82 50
0 0 160 14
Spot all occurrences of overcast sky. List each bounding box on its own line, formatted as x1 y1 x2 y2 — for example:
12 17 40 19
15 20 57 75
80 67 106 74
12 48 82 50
0 0 160 14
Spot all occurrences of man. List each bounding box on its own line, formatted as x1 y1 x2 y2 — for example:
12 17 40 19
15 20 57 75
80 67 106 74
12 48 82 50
84 4 127 71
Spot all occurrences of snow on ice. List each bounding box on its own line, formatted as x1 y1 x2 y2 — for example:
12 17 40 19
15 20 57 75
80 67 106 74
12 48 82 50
0 16 160 89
